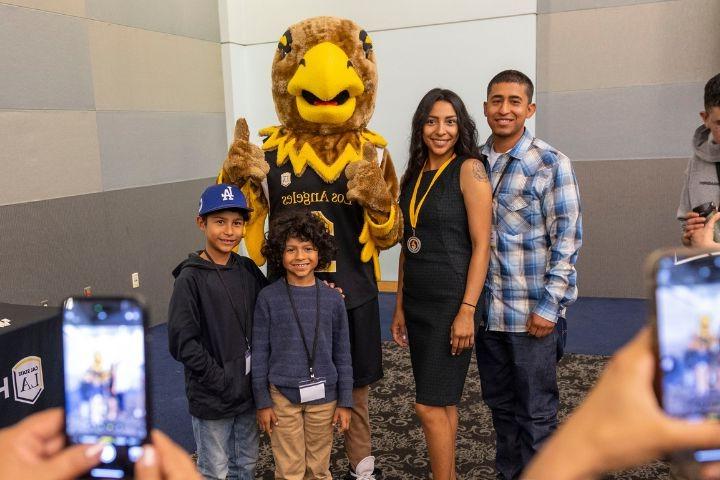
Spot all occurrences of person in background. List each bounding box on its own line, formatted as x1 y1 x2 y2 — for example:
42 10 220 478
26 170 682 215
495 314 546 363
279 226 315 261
679 73 720 247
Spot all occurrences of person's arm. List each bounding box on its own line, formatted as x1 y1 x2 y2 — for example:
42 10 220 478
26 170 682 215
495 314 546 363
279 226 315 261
331 293 353 433
523 329 720 480
167 276 228 394
677 159 706 247
331 292 354 408
450 158 492 355
250 292 272 410
390 251 408 347
252 292 278 434
533 155 582 325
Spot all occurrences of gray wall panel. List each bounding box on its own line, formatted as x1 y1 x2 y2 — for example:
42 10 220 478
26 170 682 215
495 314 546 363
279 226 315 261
0 4 95 110
536 82 704 161
537 0 720 93
97 112 227 191
539 0 669 14
86 0 220 42
573 157 687 298
0 178 212 325
0 111 102 206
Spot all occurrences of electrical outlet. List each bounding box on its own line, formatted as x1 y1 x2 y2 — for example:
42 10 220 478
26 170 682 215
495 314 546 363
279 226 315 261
132 272 140 289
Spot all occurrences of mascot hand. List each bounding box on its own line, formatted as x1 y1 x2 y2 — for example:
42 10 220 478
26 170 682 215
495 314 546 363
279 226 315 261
222 118 269 187
346 143 393 217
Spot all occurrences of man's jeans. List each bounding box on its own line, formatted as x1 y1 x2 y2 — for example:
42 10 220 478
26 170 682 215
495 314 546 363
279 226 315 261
475 327 561 480
191 412 259 480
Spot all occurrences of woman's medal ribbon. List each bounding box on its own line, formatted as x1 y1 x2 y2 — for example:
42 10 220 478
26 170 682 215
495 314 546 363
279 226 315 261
407 155 455 254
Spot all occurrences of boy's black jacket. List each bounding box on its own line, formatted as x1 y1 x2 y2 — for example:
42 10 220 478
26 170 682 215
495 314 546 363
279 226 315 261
168 251 268 419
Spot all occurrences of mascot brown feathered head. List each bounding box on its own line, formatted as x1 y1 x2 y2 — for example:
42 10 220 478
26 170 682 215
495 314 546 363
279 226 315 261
270 16 377 135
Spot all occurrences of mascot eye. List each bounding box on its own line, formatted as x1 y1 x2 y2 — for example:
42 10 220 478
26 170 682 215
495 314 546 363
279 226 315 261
359 30 373 58
277 30 293 59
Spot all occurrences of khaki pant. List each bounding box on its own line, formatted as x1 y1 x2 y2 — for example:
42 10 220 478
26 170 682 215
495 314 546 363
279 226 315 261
344 386 371 469
270 385 336 480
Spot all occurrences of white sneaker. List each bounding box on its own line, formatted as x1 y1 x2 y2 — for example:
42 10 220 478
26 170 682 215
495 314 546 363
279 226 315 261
351 456 376 479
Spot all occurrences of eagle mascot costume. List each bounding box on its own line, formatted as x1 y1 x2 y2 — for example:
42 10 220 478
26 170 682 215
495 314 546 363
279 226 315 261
218 16 401 477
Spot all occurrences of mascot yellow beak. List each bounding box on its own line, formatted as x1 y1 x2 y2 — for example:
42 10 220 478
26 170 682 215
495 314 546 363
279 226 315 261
287 42 365 125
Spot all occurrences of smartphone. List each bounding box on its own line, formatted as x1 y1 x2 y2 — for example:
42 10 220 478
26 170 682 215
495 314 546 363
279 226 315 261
62 297 150 479
649 249 720 471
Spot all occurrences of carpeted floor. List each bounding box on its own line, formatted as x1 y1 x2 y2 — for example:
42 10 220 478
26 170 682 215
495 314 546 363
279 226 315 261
250 343 669 479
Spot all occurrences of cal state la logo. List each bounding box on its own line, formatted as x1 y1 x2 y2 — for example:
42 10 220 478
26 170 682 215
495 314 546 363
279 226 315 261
281 172 291 187
12 356 44 404
221 186 235 201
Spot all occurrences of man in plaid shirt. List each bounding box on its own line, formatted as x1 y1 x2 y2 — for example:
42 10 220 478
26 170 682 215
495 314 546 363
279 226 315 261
476 70 582 480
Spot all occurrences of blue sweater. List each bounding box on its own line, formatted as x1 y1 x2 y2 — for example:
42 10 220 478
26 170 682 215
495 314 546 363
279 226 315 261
252 278 353 409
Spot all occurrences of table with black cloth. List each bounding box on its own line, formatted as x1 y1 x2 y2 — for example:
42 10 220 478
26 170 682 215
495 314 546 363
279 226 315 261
0 303 63 428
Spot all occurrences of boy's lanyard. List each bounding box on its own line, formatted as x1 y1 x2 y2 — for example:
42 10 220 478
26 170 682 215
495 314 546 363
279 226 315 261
203 250 251 351
284 278 321 379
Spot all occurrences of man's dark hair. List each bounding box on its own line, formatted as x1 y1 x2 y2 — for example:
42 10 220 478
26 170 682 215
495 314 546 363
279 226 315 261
262 210 337 273
487 69 534 102
705 73 720 111
200 207 249 223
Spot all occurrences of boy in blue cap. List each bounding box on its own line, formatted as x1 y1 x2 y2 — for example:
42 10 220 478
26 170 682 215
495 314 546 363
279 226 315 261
167 184 268 480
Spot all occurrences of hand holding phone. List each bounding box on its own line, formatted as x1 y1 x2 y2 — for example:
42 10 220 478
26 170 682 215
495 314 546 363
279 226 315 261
62 297 150 479
651 250 720 475
523 327 720 479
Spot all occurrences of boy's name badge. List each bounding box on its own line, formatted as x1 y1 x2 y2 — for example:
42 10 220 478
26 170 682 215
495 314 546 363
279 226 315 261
299 377 326 403
245 350 251 375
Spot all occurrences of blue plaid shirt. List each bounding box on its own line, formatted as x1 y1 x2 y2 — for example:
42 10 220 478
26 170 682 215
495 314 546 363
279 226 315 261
483 129 582 332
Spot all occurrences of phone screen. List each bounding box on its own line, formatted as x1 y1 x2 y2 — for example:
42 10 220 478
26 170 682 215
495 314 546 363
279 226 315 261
655 253 720 462
62 297 149 479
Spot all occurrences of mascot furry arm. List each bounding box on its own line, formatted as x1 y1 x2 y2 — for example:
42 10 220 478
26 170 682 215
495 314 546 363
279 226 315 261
219 16 402 280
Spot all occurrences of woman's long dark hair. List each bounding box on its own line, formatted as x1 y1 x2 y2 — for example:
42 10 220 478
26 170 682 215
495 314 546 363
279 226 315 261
400 88 481 192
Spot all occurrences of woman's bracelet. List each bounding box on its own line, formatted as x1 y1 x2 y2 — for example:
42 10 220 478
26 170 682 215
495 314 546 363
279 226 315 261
462 301 476 309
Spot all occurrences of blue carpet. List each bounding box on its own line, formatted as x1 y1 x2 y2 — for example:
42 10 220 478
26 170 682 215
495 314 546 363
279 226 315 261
150 295 647 452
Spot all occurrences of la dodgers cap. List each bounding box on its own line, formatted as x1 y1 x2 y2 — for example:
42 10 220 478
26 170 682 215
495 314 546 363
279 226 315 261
198 184 252 216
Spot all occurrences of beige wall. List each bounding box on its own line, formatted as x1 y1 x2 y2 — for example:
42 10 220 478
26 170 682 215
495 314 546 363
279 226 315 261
537 0 720 297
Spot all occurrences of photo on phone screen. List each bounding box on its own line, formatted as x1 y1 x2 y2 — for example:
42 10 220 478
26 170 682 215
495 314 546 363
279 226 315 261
62 297 149 479
655 252 720 463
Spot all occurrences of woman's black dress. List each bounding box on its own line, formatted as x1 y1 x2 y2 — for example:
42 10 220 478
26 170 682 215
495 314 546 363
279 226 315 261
399 155 482 406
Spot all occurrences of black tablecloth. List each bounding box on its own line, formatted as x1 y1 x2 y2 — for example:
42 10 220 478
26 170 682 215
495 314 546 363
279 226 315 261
0 303 63 428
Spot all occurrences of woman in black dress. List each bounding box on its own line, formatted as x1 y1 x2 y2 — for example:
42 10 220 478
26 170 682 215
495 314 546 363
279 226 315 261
391 88 491 480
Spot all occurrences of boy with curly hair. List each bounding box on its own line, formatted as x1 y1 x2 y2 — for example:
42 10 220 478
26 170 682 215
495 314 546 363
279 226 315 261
252 210 353 479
